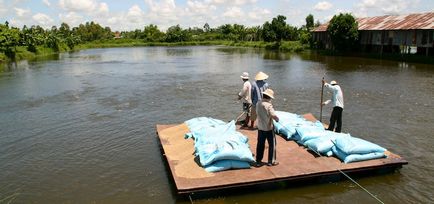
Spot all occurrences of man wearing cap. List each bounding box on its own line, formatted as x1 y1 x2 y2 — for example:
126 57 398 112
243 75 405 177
250 71 269 129
322 80 344 133
255 88 280 167
238 72 252 127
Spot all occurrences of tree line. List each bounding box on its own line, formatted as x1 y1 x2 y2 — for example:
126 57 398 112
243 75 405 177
1 13 360 60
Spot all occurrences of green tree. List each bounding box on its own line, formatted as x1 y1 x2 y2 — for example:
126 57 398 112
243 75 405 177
203 23 210 32
261 21 275 42
143 24 164 42
261 15 290 43
271 15 288 42
306 14 314 31
0 23 21 57
165 25 190 42
327 13 359 51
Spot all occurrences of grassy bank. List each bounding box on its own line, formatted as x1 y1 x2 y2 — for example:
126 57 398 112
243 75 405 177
225 41 306 52
75 39 230 49
1 40 306 67
76 39 307 52
1 46 69 62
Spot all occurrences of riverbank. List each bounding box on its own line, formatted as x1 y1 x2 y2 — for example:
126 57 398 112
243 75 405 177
75 39 307 52
1 39 306 66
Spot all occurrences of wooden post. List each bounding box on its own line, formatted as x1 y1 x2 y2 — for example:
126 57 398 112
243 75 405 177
320 77 324 122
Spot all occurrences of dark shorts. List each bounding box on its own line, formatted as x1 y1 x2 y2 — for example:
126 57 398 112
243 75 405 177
243 103 252 116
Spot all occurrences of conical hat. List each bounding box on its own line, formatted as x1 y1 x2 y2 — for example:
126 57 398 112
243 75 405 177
255 71 269 80
263 89 274 99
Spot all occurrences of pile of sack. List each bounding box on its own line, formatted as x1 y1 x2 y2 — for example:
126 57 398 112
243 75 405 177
274 111 387 163
185 117 255 172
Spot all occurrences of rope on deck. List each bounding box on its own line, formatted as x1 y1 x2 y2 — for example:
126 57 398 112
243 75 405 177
189 193 194 204
276 121 385 204
309 146 385 204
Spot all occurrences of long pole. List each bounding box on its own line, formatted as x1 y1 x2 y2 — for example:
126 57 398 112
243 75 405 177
320 76 324 122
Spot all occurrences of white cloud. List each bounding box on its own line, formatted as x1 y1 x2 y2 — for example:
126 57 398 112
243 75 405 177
314 1 333 11
144 0 181 28
59 0 98 13
246 7 271 26
32 13 54 28
126 5 145 23
186 0 216 15
59 11 83 26
248 7 270 20
356 0 413 15
223 6 244 18
14 7 31 18
206 0 257 6
0 0 8 18
96 2 109 16
42 0 51 6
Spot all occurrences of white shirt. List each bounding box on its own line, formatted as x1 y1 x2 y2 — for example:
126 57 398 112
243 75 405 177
239 80 252 104
256 98 277 131
324 83 344 109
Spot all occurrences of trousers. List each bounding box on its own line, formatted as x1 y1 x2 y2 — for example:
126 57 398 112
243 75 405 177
256 130 277 164
327 106 343 133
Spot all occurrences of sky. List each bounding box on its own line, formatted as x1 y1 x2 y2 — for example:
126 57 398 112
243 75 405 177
1 0 433 31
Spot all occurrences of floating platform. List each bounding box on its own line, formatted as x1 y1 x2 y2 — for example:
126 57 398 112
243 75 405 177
156 113 407 195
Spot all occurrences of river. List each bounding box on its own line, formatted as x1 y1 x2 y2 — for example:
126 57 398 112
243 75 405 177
0 46 433 203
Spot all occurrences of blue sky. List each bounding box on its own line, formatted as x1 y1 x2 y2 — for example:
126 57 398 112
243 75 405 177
1 0 433 31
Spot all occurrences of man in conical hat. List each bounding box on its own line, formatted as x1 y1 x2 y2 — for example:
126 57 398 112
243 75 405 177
255 88 279 167
250 71 269 129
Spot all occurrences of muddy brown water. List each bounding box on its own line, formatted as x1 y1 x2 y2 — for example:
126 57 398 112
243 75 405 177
0 46 433 203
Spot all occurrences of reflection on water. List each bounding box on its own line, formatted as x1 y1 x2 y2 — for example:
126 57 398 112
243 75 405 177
0 46 433 203
165 47 193 56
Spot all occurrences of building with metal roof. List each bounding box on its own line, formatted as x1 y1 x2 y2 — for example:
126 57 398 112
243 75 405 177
312 12 434 56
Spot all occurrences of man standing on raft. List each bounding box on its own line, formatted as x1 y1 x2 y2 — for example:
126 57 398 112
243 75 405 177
255 89 279 167
322 80 344 133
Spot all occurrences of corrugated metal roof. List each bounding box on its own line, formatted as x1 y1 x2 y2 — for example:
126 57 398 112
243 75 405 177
313 12 434 32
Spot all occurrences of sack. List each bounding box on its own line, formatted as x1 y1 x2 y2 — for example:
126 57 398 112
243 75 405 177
296 125 327 144
332 146 386 163
304 131 350 154
185 119 254 167
334 136 386 155
204 160 251 172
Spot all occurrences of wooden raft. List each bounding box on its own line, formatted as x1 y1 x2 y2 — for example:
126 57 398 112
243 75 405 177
156 113 408 195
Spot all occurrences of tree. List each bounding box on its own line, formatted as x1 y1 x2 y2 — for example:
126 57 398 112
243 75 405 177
203 23 210 32
143 24 164 42
306 14 314 31
0 23 21 57
327 13 359 52
261 21 276 42
165 25 190 42
261 15 290 43
271 15 288 42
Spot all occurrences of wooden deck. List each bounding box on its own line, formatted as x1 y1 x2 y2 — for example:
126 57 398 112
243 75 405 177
156 113 408 195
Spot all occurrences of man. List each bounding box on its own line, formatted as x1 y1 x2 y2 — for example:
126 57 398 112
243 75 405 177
238 72 252 127
250 71 269 129
255 88 279 167
322 80 344 133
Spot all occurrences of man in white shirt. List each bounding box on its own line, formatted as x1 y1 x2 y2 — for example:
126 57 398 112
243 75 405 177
238 72 252 127
322 80 344 133
255 89 280 167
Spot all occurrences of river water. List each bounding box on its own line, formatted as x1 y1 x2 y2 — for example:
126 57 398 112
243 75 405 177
0 47 433 203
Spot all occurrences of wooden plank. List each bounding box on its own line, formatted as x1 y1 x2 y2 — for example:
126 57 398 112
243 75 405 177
156 113 408 194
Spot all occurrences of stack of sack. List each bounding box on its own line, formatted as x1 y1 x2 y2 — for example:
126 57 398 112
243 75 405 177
185 117 255 172
332 136 387 163
273 111 387 163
